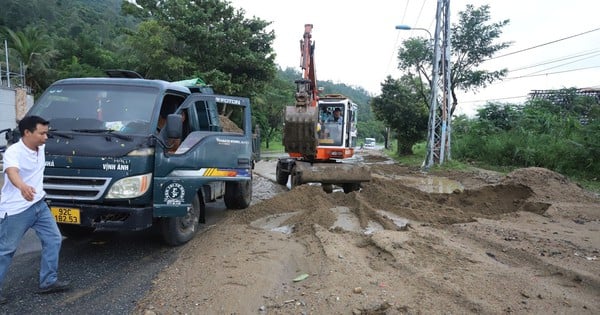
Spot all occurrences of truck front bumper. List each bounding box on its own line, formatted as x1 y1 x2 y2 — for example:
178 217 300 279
47 201 154 231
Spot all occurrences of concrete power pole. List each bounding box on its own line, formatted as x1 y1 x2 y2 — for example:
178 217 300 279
423 0 452 170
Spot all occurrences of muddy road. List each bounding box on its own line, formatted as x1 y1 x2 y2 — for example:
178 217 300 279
0 160 286 314
136 149 600 314
1 149 598 314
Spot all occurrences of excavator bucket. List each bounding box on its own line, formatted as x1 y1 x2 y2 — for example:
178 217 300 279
282 105 319 156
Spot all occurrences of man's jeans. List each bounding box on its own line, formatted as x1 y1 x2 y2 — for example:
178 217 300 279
0 200 62 291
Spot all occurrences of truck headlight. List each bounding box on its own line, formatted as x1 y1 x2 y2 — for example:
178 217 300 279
106 173 152 199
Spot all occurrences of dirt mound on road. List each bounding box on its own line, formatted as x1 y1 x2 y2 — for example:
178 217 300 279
137 158 600 315
235 164 556 230
501 167 598 202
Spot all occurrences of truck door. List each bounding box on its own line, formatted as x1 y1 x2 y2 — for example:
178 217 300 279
152 94 253 218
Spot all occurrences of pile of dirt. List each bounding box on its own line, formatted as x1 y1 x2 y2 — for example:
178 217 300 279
501 167 597 202
136 154 600 314
234 163 561 232
218 115 243 133
231 185 338 236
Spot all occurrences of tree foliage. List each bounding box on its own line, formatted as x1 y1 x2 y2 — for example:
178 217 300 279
371 75 429 155
1 25 56 92
0 0 378 150
452 91 600 179
122 0 277 97
397 4 511 115
251 72 295 148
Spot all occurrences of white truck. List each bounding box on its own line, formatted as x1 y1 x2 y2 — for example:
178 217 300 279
364 137 376 148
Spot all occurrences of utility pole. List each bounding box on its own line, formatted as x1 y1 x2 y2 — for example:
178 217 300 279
423 0 452 170
4 39 10 88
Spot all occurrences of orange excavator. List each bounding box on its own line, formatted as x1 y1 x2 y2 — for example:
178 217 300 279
276 24 370 193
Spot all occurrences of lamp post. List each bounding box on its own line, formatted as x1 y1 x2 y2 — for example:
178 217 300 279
395 24 439 169
394 24 433 41
395 1 452 169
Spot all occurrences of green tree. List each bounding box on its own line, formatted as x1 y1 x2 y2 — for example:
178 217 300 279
122 19 190 79
397 4 511 115
1 25 56 93
371 75 429 155
122 0 276 96
252 74 295 148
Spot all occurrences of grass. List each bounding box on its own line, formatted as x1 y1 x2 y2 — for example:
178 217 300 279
261 141 284 153
385 142 600 195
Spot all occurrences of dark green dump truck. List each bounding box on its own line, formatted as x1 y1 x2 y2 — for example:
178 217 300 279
4 72 259 245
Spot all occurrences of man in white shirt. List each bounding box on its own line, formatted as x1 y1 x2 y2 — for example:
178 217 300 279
0 116 70 304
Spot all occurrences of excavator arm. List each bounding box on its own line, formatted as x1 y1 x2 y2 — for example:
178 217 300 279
282 24 319 158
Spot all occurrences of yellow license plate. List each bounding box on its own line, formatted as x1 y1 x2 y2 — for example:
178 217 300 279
51 207 81 224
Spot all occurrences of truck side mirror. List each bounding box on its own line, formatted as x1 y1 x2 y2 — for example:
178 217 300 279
166 114 182 139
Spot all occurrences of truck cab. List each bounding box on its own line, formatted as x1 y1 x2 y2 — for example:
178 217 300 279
6 74 258 245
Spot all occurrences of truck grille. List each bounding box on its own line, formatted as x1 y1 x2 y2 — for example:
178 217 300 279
44 175 111 200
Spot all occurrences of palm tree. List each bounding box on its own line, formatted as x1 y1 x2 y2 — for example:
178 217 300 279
2 25 56 93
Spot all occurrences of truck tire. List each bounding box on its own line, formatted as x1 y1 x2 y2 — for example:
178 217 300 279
275 163 289 186
161 193 202 246
58 224 95 239
224 178 252 209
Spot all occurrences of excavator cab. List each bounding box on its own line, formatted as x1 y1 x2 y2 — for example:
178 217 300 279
316 95 358 159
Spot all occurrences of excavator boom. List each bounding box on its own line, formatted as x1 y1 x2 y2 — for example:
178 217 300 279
282 24 319 157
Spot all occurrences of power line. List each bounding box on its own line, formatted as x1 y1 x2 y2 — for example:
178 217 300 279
400 0 411 26
489 26 600 60
520 52 600 76
459 66 600 105
386 32 401 74
506 65 600 80
412 0 428 29
509 47 600 72
461 95 527 104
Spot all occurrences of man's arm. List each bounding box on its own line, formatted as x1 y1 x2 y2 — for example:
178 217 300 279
5 167 36 201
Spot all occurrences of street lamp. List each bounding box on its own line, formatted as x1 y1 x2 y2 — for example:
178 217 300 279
395 24 433 40
395 23 439 170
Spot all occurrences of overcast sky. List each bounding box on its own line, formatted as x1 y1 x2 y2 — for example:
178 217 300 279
228 0 600 116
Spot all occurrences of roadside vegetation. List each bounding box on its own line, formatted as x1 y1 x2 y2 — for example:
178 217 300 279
1 1 596 191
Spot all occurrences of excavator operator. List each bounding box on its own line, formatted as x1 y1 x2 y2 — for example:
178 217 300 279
326 108 343 123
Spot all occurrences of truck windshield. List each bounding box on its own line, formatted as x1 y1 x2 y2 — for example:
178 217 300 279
30 84 159 134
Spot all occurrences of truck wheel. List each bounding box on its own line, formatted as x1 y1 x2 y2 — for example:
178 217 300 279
342 183 361 194
161 193 202 246
275 163 289 186
224 179 252 209
58 224 95 239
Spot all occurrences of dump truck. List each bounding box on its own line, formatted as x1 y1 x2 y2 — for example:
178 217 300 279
2 70 259 246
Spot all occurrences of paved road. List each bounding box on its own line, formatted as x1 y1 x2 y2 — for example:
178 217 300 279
0 174 231 314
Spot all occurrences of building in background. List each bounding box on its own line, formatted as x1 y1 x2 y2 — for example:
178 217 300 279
1 40 34 147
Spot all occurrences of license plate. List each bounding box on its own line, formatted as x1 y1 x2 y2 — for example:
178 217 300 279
50 207 81 224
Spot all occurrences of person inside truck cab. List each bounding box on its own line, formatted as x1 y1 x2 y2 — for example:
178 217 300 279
157 101 177 132
157 102 187 153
